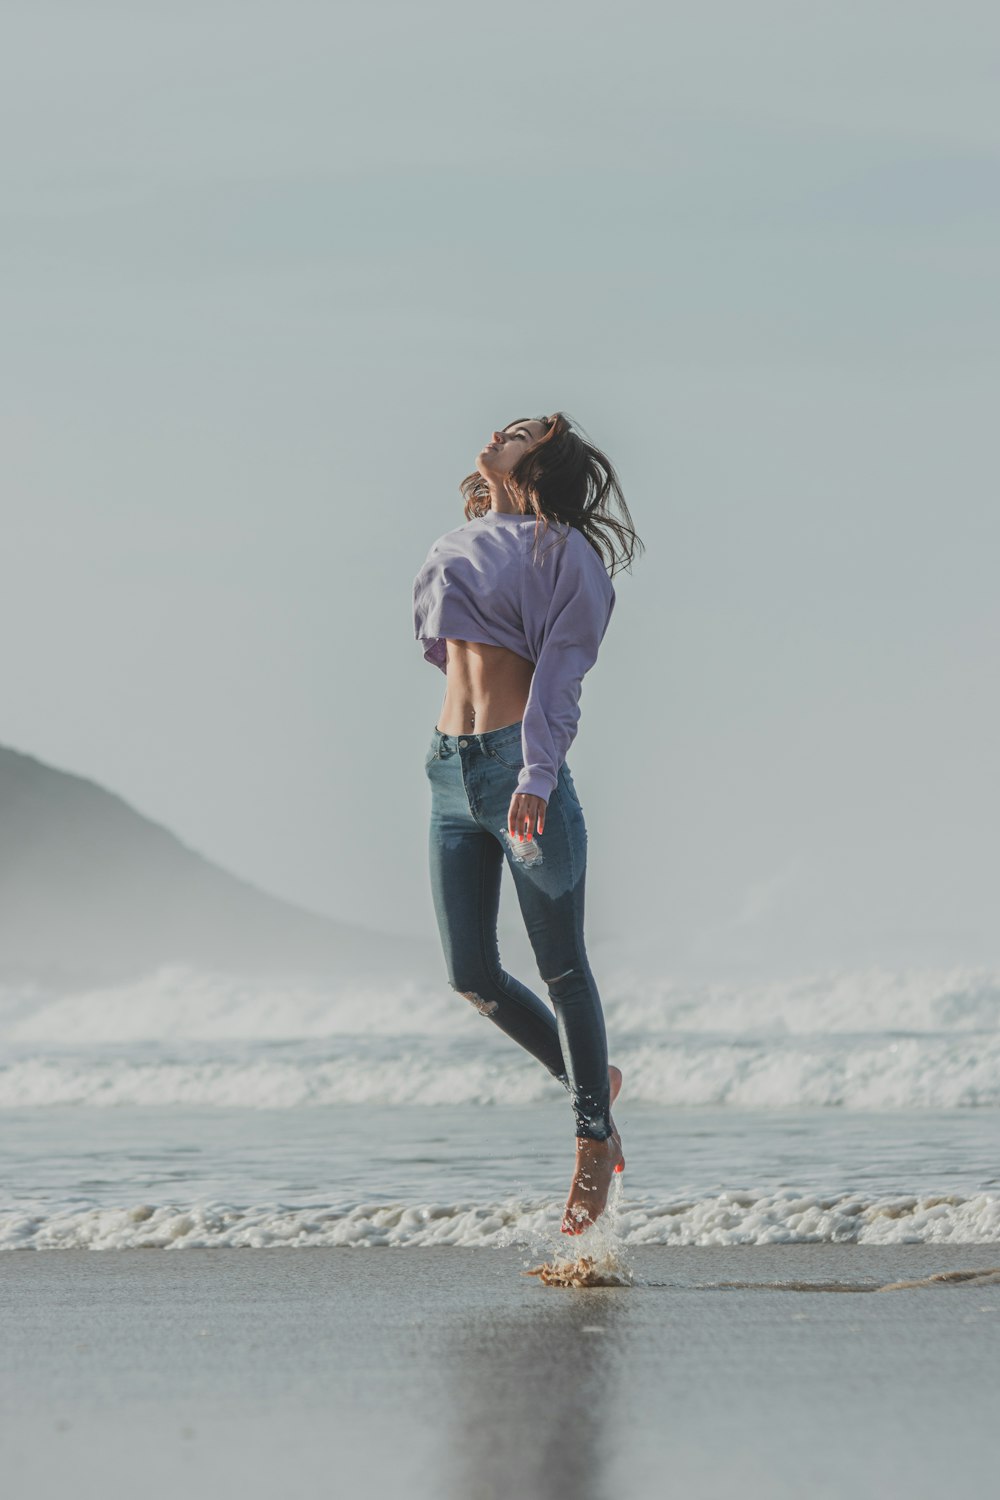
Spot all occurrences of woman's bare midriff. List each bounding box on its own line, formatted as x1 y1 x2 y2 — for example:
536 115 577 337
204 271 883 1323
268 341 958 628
435 639 535 736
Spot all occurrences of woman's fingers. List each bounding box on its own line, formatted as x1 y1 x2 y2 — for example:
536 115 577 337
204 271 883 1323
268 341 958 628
507 796 521 838
508 793 547 840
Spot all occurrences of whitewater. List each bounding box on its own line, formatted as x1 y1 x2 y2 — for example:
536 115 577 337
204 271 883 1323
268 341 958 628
3 962 999 1249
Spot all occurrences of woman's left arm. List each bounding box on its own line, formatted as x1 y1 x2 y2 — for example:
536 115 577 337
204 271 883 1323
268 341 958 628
509 536 616 835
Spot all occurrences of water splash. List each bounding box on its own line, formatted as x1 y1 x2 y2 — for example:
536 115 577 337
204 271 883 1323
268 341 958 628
520 1173 635 1287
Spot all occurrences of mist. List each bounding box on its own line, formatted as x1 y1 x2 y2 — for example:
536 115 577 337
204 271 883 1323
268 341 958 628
3 1 998 980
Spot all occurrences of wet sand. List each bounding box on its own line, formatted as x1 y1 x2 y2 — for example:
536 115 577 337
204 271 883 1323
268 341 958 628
2 1245 1000 1500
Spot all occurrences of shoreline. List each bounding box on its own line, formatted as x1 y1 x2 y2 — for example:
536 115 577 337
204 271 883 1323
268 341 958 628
4 1245 999 1499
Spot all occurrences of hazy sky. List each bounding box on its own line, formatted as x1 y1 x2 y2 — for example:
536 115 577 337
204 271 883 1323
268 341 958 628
3 1 998 978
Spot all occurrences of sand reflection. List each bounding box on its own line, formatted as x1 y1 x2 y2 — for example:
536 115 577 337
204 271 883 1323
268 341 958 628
442 1281 628 1500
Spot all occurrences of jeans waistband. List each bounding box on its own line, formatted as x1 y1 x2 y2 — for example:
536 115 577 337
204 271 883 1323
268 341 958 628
431 719 523 754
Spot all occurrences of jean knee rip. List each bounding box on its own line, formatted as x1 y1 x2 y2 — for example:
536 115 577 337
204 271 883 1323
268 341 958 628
543 966 580 988
451 984 499 1017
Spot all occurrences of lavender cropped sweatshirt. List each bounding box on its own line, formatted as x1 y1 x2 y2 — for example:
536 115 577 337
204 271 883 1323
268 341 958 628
412 509 616 801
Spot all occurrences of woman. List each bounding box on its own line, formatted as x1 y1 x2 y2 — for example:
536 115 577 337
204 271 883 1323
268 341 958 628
412 411 643 1234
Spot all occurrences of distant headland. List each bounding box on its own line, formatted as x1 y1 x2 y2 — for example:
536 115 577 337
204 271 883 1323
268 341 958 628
0 742 427 988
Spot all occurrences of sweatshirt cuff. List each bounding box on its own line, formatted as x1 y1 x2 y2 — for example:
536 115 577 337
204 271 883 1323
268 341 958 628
516 768 557 802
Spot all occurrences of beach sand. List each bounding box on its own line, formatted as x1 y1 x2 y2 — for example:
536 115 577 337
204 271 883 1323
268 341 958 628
3 1244 999 1499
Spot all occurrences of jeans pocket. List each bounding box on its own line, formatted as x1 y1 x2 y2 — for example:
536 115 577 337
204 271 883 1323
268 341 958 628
487 741 524 772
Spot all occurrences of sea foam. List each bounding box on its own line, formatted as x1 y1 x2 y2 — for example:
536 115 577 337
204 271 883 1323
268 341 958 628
2 961 1000 1110
2 1031 1000 1109
3 1187 999 1251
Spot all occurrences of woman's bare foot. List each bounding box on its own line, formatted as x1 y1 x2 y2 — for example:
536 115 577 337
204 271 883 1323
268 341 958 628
561 1131 624 1234
561 1064 625 1235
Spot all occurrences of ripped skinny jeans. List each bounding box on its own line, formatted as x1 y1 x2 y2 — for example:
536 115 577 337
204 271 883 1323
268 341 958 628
424 718 612 1141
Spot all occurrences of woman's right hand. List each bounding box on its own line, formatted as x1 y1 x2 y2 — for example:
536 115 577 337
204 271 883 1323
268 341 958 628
508 791 546 842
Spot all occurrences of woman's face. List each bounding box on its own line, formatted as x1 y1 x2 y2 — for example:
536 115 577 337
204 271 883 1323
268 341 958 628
477 417 549 481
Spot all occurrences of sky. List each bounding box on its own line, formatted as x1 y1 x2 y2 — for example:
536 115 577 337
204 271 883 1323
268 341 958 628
2 0 998 979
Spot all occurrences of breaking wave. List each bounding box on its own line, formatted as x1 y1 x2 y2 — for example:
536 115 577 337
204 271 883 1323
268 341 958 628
4 1186 999 1250
2 961 1000 1110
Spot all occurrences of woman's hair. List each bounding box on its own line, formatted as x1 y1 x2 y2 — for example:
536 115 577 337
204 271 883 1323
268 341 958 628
459 411 644 578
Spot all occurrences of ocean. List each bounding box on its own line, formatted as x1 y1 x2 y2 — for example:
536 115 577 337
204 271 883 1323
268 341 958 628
3 959 999 1251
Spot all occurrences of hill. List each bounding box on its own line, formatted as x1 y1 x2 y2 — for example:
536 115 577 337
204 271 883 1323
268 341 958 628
0 743 427 987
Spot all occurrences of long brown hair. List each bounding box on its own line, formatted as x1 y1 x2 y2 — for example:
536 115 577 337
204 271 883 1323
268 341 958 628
459 411 643 578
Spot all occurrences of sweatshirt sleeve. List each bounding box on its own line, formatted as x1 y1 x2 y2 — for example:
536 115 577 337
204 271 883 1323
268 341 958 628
516 533 616 802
